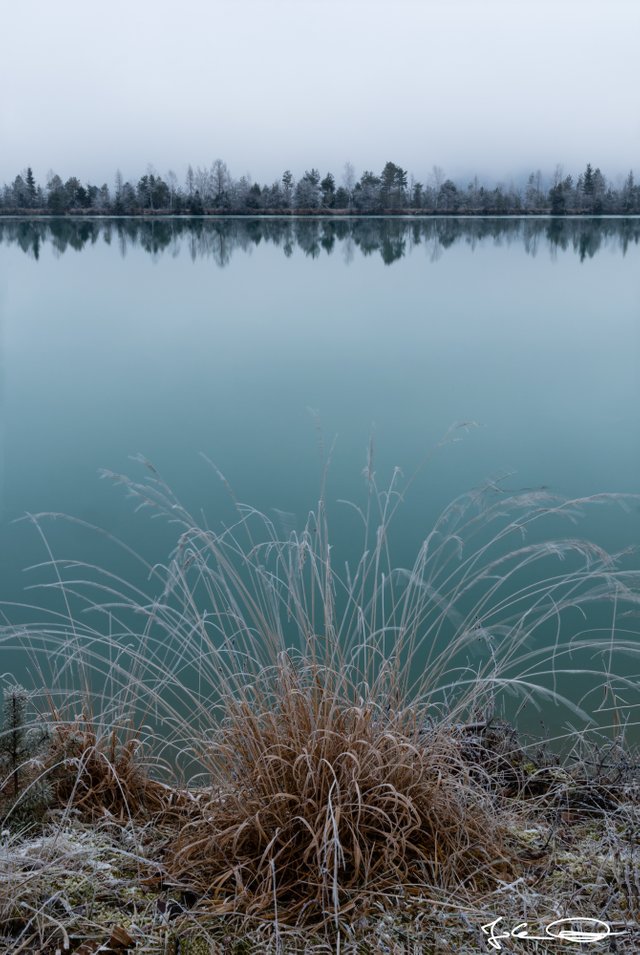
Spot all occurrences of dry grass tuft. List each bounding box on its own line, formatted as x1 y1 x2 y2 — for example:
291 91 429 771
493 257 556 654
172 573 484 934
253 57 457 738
46 716 170 821
168 659 512 923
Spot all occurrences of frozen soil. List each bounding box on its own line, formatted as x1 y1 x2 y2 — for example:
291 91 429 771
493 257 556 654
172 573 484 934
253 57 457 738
1 726 639 955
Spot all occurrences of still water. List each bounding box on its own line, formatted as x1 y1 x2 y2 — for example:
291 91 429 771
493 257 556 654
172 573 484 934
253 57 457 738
0 217 639 734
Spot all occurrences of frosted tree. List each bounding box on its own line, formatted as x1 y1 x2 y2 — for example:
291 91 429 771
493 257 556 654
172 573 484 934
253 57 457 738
428 165 444 210
343 161 356 208
211 158 231 206
185 164 195 200
0 685 50 828
194 166 213 205
320 172 336 208
25 167 37 206
281 170 295 209
294 169 321 209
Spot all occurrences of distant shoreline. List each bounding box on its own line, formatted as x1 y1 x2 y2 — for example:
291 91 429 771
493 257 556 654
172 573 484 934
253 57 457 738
4 163 638 217
2 209 640 219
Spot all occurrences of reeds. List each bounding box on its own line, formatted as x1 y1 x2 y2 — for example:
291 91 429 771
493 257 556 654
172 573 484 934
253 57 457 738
1 447 639 940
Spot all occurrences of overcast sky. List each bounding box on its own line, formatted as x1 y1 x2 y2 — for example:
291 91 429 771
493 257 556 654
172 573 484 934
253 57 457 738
1 0 638 188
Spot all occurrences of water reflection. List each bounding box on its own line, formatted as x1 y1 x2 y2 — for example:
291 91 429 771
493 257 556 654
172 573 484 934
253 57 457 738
1 216 639 265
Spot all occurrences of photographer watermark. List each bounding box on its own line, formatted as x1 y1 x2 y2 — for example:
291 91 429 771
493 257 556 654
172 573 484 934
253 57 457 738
481 916 628 950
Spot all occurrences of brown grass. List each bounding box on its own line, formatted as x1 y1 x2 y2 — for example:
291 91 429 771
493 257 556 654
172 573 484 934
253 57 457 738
45 715 171 820
167 658 513 924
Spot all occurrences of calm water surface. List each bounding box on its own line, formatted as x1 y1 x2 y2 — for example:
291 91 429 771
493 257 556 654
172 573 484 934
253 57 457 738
0 217 639 734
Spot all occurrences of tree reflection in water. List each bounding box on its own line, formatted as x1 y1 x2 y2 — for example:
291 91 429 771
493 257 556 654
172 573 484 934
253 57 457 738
1 216 639 266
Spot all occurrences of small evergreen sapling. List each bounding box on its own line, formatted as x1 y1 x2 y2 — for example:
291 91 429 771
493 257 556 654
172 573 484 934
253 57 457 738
0 685 51 828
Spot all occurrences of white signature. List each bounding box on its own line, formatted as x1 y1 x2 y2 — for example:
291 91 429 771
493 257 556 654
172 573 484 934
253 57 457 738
481 916 628 950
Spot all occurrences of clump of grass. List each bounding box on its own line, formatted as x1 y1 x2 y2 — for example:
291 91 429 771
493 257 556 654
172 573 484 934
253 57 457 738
169 657 511 923
2 441 639 937
45 714 171 821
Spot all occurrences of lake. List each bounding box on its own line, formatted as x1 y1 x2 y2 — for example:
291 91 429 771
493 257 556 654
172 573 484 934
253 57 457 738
1 216 639 738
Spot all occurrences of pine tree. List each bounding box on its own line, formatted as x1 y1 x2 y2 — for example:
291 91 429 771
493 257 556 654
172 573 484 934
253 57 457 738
25 167 37 207
0 685 50 828
622 170 636 213
320 172 336 208
583 163 594 196
549 182 566 216
1 685 28 800
281 170 294 209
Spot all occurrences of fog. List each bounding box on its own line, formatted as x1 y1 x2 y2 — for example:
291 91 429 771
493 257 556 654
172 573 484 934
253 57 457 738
1 0 638 187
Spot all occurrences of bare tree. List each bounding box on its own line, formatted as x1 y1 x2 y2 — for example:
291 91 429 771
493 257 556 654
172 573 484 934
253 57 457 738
431 165 445 210
194 166 212 204
167 170 178 209
343 161 356 191
343 161 356 208
211 158 230 205
185 164 195 199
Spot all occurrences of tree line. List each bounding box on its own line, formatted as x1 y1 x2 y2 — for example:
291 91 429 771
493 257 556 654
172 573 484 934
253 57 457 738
1 161 639 216
2 216 637 266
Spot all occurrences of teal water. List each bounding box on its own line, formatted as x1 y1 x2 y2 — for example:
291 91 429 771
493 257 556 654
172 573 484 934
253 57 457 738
0 217 639 734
